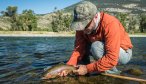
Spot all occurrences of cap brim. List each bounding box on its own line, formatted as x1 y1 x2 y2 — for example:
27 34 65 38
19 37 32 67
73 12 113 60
71 19 91 30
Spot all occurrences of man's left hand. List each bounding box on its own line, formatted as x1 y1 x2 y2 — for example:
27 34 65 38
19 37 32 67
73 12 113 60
73 65 88 75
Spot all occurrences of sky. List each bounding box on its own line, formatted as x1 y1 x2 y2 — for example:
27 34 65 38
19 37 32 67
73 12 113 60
0 0 81 14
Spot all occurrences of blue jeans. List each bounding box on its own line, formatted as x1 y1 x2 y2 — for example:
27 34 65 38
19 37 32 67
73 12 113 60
90 41 132 74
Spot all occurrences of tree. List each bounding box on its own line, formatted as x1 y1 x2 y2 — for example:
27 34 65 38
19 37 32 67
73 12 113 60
6 6 17 17
115 13 129 31
0 6 18 30
51 9 72 32
52 10 63 32
1 6 37 31
128 16 137 34
1 6 17 17
64 14 73 31
140 13 146 33
18 9 37 31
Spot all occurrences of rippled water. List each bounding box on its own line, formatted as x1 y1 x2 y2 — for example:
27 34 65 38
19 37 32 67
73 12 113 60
0 37 145 84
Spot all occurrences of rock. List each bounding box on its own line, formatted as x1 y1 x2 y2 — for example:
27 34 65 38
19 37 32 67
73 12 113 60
127 68 144 76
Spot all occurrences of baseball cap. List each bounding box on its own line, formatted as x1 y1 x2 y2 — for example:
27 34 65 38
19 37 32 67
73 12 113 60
71 1 97 30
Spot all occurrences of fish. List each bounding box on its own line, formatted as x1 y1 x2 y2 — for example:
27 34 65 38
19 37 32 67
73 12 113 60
41 63 76 79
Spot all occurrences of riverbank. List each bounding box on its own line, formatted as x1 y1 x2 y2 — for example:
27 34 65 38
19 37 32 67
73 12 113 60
0 31 146 37
0 31 75 37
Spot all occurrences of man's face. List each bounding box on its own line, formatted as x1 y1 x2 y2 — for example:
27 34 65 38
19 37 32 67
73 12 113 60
83 19 95 34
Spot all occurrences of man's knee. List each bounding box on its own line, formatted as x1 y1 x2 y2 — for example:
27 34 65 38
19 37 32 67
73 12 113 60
90 41 105 59
118 48 132 65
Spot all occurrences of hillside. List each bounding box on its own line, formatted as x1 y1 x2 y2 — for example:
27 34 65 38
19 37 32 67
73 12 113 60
0 16 11 30
64 0 146 14
0 0 146 31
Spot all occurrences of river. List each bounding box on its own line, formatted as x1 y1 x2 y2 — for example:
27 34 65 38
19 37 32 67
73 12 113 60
0 37 145 84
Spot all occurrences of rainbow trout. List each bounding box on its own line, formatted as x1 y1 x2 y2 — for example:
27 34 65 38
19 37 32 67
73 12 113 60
42 64 76 79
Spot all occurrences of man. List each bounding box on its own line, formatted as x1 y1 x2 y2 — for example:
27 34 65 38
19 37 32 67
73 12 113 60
59 1 133 76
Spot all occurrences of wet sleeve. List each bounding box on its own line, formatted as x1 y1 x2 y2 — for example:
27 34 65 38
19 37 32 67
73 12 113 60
67 31 87 66
86 21 121 73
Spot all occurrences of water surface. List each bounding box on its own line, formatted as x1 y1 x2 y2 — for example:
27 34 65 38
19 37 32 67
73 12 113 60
0 37 145 84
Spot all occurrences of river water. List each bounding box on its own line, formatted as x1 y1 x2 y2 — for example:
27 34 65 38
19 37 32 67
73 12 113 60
0 37 145 84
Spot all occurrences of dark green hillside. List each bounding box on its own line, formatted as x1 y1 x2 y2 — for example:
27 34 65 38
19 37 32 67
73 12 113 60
64 0 146 14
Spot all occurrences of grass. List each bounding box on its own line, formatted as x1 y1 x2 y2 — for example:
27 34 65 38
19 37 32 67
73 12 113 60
129 33 146 35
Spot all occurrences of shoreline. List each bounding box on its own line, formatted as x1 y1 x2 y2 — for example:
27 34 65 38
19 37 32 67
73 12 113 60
0 34 146 37
129 34 146 37
0 31 146 37
0 34 75 37
0 31 75 37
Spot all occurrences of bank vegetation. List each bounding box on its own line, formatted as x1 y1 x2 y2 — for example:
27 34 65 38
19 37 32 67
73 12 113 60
0 6 146 34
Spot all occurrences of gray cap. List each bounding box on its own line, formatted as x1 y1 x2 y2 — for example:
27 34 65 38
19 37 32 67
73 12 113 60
71 1 97 30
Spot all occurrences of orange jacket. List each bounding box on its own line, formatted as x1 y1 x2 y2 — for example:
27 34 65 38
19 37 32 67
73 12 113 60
67 12 133 73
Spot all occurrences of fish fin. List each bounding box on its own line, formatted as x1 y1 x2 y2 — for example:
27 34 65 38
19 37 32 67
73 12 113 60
44 66 51 71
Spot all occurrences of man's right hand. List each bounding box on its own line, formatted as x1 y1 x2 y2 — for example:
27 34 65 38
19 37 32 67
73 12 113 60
73 65 88 75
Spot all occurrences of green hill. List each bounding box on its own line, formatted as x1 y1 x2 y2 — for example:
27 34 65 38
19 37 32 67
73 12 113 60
64 0 146 14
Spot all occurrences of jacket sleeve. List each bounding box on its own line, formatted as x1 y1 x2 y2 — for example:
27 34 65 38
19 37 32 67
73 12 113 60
67 31 87 66
86 21 121 73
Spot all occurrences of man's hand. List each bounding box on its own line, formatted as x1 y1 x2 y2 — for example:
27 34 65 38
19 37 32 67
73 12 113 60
73 65 88 75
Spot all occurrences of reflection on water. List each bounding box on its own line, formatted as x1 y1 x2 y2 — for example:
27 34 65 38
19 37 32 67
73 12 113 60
0 37 145 84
